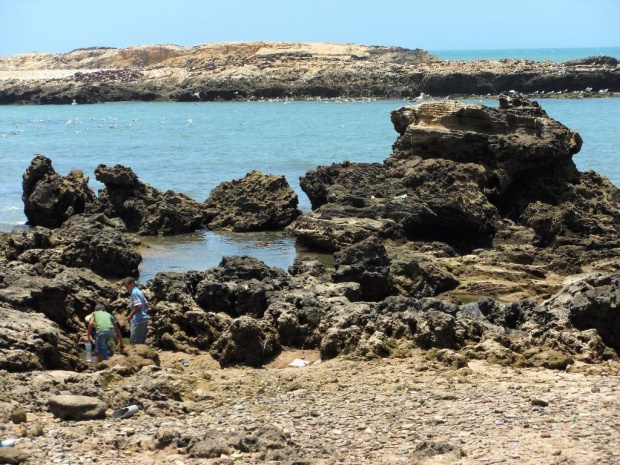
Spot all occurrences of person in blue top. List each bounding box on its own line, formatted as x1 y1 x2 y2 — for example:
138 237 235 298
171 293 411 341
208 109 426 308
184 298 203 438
122 277 150 345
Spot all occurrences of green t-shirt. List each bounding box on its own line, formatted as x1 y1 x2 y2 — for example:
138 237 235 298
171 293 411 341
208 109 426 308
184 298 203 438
87 311 116 333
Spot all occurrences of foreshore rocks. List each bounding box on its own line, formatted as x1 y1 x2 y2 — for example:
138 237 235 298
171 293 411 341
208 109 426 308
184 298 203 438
95 164 206 235
5 214 141 278
22 155 98 228
21 159 302 237
203 170 301 232
144 254 618 369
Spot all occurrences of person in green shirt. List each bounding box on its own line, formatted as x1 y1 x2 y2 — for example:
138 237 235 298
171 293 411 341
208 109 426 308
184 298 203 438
86 304 124 362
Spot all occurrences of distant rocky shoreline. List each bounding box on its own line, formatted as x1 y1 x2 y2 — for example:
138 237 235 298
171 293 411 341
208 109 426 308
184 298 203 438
0 42 618 104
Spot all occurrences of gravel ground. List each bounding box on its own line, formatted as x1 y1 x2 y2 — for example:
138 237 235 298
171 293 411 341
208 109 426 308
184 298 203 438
1 350 618 465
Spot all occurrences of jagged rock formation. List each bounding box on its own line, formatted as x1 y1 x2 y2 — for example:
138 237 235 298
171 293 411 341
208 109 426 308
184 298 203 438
22 155 98 227
5 214 141 277
287 95 620 305
203 170 301 232
95 164 206 235
145 255 617 368
0 42 618 104
289 94 585 251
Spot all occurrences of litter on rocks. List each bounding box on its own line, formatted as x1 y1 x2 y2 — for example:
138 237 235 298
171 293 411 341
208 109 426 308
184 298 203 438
289 359 311 367
112 405 139 420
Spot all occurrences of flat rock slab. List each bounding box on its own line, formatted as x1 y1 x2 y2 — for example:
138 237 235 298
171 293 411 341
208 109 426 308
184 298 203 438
0 447 29 464
47 395 107 421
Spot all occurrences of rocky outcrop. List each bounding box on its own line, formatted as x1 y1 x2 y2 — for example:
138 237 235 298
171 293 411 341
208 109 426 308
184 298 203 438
0 305 68 372
332 237 394 301
204 170 301 232
22 155 98 227
286 95 620 305
95 164 206 235
546 273 620 354
5 214 141 278
0 252 127 371
142 252 619 368
1 43 618 104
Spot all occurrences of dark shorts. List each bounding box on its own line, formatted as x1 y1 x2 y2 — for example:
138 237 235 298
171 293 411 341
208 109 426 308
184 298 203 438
130 320 148 344
96 331 114 360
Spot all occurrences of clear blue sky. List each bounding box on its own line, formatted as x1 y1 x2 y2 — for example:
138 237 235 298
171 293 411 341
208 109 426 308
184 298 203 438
1 0 618 56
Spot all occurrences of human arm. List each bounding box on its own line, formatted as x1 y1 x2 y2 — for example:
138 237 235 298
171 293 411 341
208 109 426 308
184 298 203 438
87 317 95 343
114 324 124 349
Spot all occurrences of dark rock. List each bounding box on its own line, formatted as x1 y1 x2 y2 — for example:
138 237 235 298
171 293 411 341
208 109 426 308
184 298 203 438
520 171 620 246
332 236 393 301
210 316 280 367
5 214 141 278
564 56 618 67
22 155 98 227
389 251 459 298
547 273 620 353
204 170 301 231
47 395 107 421
194 256 289 318
288 256 326 277
95 163 206 235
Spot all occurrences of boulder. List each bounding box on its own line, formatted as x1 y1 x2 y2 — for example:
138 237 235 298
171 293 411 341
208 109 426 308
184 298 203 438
0 448 29 464
204 170 301 231
332 236 394 301
546 273 620 354
22 155 98 227
194 256 290 318
95 164 206 235
210 316 280 367
47 395 107 421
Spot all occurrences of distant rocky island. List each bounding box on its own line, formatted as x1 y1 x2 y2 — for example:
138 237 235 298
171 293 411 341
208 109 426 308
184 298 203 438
0 41 618 103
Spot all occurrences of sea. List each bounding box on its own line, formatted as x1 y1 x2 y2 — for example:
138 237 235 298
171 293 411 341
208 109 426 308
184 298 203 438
430 47 620 62
1 96 619 280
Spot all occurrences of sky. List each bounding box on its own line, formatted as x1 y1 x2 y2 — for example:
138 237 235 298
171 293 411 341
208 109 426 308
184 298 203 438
1 0 619 56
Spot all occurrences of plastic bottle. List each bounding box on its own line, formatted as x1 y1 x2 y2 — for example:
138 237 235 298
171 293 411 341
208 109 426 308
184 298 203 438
85 342 93 363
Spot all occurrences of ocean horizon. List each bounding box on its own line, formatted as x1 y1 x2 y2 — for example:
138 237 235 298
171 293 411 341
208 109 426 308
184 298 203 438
430 46 620 62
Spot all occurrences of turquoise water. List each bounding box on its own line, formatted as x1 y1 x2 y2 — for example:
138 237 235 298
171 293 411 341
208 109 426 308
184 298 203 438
431 47 620 62
0 98 619 279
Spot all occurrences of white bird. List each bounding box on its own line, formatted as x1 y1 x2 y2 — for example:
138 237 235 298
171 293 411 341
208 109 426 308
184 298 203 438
158 117 165 124
394 194 408 200
193 91 201 99
585 87 593 92
284 96 289 105
71 99 78 105
0 134 6 138
339 124 345 128
187 118 193 126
